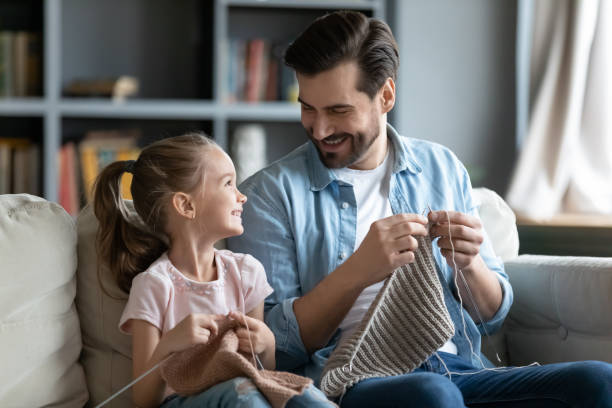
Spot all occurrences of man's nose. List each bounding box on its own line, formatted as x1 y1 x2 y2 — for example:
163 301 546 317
312 116 334 140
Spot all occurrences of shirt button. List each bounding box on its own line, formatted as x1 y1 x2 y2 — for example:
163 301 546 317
341 202 349 209
339 252 346 260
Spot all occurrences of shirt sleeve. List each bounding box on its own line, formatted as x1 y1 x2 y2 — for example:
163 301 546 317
118 272 171 334
239 254 274 314
227 180 311 371
458 158 514 335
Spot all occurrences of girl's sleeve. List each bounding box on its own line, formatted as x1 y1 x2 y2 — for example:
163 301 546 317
118 272 171 334
240 254 274 314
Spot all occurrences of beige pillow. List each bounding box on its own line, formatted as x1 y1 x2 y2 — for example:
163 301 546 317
76 204 132 408
0 194 88 407
473 187 519 262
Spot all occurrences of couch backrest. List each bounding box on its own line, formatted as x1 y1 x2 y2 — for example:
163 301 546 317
0 194 88 407
76 204 133 408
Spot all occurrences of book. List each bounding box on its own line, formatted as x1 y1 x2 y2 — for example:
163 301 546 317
78 129 141 203
245 39 265 103
0 138 37 195
12 31 28 97
63 76 139 101
0 32 13 97
25 32 42 96
0 143 10 194
58 142 79 215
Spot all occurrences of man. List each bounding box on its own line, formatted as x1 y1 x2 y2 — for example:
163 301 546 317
228 11 612 407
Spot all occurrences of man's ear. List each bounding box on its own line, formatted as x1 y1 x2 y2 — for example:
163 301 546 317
172 192 196 220
380 77 396 114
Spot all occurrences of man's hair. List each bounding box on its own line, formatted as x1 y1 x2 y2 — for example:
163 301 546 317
284 10 399 99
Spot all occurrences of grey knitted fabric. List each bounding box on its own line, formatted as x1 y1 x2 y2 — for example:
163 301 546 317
320 235 455 398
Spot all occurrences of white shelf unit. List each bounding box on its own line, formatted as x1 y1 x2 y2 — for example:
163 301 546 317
0 0 385 204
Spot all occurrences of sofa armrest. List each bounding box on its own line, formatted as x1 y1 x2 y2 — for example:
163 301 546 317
502 255 612 366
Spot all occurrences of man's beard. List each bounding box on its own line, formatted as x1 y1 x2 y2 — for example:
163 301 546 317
307 119 380 169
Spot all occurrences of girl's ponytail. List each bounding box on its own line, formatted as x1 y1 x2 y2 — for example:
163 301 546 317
93 160 168 293
92 132 215 293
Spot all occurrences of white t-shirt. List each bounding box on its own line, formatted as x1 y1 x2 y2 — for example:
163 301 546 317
334 146 457 354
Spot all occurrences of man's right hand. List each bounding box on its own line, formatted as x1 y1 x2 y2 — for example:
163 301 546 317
349 213 429 288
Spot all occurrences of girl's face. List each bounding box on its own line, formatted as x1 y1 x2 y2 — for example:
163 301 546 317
194 147 247 240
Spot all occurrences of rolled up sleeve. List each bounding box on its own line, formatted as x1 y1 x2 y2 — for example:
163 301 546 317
476 228 514 335
227 181 310 371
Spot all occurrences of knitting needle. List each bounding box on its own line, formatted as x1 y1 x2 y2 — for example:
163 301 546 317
94 353 174 408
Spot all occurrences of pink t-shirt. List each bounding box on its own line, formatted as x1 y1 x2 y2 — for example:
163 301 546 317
119 249 274 335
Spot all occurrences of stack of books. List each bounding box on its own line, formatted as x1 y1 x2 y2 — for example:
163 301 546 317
0 31 42 97
57 130 141 215
223 38 298 103
0 137 39 195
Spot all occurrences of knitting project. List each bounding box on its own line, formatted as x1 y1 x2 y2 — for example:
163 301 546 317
160 318 312 408
320 235 455 398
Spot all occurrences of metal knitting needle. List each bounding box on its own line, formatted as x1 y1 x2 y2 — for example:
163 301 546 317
94 353 174 408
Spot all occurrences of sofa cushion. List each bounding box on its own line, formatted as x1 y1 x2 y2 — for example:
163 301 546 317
504 255 612 366
0 194 88 407
473 187 519 262
76 204 133 407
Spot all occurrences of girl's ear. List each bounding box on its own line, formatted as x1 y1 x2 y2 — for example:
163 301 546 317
172 192 196 220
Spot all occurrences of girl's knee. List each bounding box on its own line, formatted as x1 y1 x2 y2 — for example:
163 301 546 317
287 384 335 407
193 377 271 408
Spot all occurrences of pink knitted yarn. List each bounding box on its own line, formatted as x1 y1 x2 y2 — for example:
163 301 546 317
160 318 312 408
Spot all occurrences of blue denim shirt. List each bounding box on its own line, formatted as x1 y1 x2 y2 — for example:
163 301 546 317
227 125 513 384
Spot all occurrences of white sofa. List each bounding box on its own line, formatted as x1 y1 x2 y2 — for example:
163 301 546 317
1 190 611 407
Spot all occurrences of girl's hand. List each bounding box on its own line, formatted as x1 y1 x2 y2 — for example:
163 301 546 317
228 311 275 356
159 313 223 356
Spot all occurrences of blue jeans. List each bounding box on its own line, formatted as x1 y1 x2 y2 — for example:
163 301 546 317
160 377 335 408
340 352 612 407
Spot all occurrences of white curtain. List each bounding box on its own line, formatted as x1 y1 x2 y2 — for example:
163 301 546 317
506 0 612 219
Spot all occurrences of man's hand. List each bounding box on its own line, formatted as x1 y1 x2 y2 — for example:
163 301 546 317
428 210 484 271
350 213 429 288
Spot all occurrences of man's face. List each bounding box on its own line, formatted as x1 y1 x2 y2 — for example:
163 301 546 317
297 61 384 170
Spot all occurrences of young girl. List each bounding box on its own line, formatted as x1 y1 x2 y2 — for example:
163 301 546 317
93 133 333 408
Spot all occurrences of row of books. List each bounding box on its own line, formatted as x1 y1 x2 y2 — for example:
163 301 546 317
223 38 298 103
58 130 141 215
0 31 42 97
0 138 39 195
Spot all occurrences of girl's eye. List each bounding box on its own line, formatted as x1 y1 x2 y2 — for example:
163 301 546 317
226 180 233 187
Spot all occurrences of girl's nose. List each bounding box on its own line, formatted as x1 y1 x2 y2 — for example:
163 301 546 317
237 190 247 203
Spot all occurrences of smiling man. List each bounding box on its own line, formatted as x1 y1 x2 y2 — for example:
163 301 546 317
228 10 612 408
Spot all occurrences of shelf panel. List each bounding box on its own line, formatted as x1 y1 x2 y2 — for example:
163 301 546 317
223 0 380 10
0 99 47 116
56 99 301 121
59 99 219 119
222 102 300 121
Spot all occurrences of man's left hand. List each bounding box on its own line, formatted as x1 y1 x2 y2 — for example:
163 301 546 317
428 210 484 271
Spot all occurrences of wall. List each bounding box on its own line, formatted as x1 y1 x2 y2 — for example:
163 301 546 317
391 0 517 193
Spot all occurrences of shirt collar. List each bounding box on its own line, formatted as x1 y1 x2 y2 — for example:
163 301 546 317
308 124 422 191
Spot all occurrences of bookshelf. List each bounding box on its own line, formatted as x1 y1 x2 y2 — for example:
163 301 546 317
0 0 385 211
